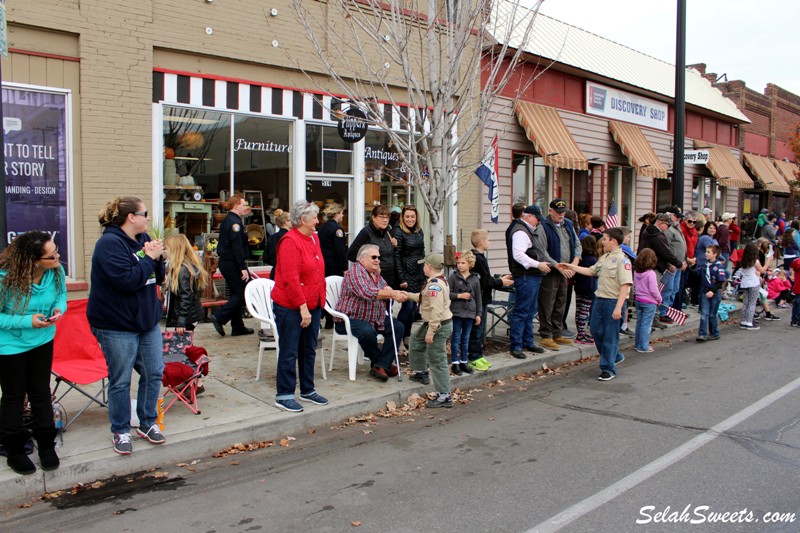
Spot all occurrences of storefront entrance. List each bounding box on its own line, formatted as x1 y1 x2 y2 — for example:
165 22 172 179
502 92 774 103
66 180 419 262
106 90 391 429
305 177 352 239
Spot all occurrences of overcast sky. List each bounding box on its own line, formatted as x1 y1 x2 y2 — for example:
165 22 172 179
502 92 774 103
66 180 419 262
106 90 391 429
522 0 800 96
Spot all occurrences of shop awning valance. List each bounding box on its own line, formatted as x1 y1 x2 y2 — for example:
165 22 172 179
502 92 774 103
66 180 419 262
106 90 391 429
742 153 791 193
695 141 754 189
514 101 588 170
774 159 799 187
608 121 669 179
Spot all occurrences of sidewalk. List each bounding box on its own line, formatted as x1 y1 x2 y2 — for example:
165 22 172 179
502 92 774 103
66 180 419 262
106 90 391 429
0 301 743 507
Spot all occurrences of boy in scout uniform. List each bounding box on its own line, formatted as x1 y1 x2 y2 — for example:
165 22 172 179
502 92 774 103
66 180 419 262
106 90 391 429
558 228 632 381
406 253 455 408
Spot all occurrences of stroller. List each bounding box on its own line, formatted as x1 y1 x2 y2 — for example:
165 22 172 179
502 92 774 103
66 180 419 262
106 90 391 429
725 248 743 301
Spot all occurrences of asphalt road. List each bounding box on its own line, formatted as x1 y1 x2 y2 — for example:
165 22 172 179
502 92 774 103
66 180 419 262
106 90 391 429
4 321 800 533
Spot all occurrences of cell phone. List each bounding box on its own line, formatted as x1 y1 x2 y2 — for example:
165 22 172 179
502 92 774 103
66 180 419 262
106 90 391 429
46 314 62 323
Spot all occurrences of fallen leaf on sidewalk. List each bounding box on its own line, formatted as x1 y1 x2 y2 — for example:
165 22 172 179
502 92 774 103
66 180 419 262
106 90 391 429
351 521 362 527
213 439 276 457
362 430 373 435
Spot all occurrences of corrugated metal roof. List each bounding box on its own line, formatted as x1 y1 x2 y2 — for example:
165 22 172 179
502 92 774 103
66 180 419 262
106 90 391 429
489 1 750 123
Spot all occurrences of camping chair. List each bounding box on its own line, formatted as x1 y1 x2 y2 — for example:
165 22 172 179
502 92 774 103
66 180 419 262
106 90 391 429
51 299 109 431
162 338 210 416
484 287 515 338
324 276 367 381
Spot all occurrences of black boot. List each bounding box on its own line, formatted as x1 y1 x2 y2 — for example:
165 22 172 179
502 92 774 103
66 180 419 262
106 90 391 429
33 428 60 471
2 432 36 475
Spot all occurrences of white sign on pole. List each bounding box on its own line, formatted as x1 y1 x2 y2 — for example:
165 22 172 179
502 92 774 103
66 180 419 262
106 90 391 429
586 81 669 131
684 150 709 164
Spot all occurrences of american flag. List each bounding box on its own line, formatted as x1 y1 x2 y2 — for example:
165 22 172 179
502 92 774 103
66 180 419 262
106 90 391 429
665 306 687 326
605 201 619 229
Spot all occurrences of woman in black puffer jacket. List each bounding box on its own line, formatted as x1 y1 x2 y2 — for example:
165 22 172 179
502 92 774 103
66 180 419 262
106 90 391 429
347 205 398 287
392 205 425 346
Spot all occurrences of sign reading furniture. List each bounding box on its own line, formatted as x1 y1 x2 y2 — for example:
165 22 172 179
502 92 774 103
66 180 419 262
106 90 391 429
586 81 669 132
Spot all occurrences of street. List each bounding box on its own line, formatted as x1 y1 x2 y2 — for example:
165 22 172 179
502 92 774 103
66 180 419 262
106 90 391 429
3 321 800 533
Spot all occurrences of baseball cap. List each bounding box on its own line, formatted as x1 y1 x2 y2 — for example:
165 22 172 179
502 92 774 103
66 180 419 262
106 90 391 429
666 206 684 218
721 212 734 221
418 252 444 269
523 204 544 220
701 207 712 216
549 198 567 213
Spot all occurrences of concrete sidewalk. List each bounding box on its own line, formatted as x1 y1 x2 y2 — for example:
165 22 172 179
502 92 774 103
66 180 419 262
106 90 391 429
0 301 745 507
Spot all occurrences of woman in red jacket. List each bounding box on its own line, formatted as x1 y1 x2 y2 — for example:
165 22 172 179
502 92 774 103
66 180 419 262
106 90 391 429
271 200 328 413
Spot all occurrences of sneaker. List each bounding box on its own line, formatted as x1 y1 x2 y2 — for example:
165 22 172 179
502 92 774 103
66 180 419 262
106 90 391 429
763 314 781 321
575 336 594 345
275 398 304 412
540 338 560 351
658 315 674 324
634 346 655 353
300 392 329 406
136 424 166 445
425 395 453 408
370 366 389 382
619 328 635 338
409 372 431 385
652 321 668 330
112 432 133 455
460 362 473 374
790 322 800 328
560 329 577 338
696 336 707 342
510 350 528 359
478 357 492 368
598 371 616 381
468 359 488 372
740 323 761 331
615 353 625 364
524 345 545 354
708 335 720 341
777 302 791 308
553 336 573 345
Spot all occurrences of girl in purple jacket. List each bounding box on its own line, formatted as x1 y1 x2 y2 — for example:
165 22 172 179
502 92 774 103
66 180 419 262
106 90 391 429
633 248 662 353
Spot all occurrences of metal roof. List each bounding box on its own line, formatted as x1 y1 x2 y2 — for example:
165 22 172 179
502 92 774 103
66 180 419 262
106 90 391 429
489 1 750 123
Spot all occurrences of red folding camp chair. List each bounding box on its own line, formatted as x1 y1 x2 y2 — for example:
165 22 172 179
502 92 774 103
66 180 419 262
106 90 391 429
162 334 210 416
52 299 109 431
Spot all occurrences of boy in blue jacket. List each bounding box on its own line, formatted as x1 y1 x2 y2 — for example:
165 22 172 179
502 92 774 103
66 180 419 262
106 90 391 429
697 244 727 342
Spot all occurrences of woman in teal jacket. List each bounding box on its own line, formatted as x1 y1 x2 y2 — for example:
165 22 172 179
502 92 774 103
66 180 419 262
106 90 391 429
0 231 67 475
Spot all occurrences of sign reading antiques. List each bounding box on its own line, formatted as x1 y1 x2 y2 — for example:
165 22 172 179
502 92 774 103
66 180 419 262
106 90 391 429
586 81 669 131
337 107 368 143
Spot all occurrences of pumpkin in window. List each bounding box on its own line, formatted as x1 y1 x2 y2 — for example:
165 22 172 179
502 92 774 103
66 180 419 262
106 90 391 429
164 147 175 159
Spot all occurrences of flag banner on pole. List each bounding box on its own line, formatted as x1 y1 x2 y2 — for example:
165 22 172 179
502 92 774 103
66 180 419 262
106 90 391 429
665 306 687 326
475 134 500 223
605 201 619 229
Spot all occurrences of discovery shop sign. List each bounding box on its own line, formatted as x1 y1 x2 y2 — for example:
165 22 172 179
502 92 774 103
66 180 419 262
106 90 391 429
586 81 668 131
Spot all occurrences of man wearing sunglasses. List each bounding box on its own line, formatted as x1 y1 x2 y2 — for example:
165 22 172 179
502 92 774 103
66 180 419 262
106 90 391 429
334 244 408 381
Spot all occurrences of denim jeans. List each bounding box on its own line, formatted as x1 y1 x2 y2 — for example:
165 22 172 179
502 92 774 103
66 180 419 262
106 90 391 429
658 270 676 317
509 275 542 351
274 304 321 401
335 314 403 371
589 298 622 375
698 290 722 337
450 317 473 364
467 305 488 360
92 325 164 434
635 301 657 351
792 296 800 325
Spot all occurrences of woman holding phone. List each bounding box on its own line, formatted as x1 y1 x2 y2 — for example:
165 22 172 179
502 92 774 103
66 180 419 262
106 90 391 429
0 231 67 475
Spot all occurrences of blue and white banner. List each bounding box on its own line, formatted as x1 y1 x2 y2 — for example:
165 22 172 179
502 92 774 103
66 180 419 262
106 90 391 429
475 135 500 223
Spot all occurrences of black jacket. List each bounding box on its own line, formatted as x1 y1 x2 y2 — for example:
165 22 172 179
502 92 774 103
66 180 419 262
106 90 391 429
638 223 681 273
217 211 249 269
166 264 204 329
470 249 506 304
392 225 426 292
347 223 398 287
319 219 348 277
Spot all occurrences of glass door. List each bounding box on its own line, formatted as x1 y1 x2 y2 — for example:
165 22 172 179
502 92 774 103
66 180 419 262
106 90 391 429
305 177 353 240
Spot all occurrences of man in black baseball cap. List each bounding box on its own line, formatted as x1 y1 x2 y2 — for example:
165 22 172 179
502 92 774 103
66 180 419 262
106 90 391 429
549 198 567 213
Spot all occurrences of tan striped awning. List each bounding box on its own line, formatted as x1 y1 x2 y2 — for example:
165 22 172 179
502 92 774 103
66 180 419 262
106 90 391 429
742 153 791 193
774 159 799 186
515 101 588 170
695 140 754 189
608 121 669 179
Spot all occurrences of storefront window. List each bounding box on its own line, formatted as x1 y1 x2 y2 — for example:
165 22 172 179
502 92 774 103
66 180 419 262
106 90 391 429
307 124 352 175
572 170 591 216
655 177 672 213
607 166 633 229
511 153 548 210
692 176 713 213
363 130 413 224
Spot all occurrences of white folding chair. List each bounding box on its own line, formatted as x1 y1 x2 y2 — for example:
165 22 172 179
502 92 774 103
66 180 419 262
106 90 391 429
245 278 327 380
324 276 365 381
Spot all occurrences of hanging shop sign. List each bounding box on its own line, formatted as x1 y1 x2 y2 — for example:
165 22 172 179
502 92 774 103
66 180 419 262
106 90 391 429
3 86 71 274
684 150 709 164
586 81 669 131
337 107 368 143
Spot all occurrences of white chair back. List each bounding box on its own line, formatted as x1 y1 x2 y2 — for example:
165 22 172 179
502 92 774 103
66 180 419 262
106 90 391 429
324 275 363 381
244 278 278 380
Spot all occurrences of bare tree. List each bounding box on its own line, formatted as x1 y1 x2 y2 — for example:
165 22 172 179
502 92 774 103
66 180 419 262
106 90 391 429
290 0 543 252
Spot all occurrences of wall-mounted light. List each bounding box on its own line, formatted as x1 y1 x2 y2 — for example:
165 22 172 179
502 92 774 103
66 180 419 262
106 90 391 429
205 27 213 35
546 152 559 157
588 157 600 161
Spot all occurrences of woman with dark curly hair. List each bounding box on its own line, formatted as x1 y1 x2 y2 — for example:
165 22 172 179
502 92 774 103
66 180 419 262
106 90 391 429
88 196 166 455
0 231 67 474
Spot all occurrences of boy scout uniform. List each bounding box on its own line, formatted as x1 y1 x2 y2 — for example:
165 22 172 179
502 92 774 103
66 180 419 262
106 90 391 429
591 247 633 298
588 246 632 377
408 273 454 394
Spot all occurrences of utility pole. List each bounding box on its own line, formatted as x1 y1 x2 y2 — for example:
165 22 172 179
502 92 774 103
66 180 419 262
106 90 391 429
671 0 687 210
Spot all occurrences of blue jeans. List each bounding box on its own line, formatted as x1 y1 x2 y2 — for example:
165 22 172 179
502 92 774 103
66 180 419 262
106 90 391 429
699 290 722 337
335 315 403 371
792 296 800 325
92 325 164 435
509 275 542 351
590 298 622 375
451 317 473 364
274 304 321 401
658 270 676 317
635 301 657 351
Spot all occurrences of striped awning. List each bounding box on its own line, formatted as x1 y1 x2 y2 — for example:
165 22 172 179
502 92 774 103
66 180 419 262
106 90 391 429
774 159 799 187
695 140 754 189
742 153 791 193
608 121 669 179
514 101 588 170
